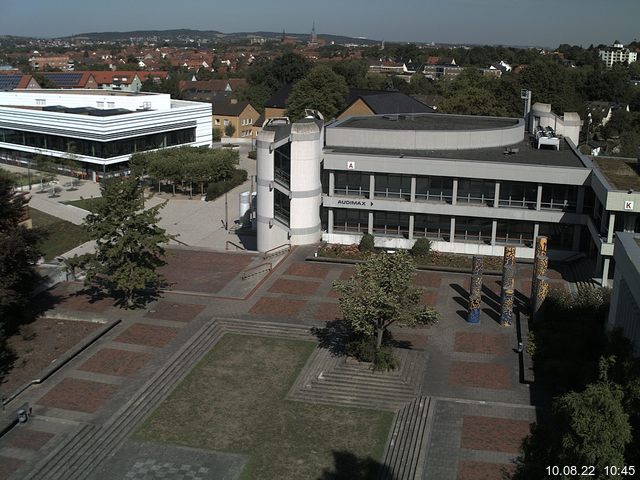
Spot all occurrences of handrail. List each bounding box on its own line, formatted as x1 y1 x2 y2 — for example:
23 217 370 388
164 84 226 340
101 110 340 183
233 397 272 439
241 262 272 280
171 237 190 247
262 242 291 260
226 240 246 251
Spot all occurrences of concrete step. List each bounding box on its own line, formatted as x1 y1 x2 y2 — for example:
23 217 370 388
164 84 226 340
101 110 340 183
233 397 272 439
380 396 433 480
289 390 406 411
315 374 415 394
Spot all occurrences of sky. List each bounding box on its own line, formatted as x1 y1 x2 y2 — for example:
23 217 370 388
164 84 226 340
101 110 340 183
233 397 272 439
0 0 638 48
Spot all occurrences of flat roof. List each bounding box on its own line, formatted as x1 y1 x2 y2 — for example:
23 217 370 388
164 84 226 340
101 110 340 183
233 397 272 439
593 156 640 191
13 88 154 97
336 114 519 131
327 136 585 168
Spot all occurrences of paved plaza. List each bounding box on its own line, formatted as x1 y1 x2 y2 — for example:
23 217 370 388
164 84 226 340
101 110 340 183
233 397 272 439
0 245 568 479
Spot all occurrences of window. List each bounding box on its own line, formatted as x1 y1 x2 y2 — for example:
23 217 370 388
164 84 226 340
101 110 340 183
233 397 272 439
415 175 453 203
334 171 370 198
373 211 410 238
334 208 369 233
495 220 534 246
223 119 229 126
457 179 495 205
214 118 220 125
414 214 450 241
274 190 290 226
499 181 538 209
454 217 493 244
374 174 411 200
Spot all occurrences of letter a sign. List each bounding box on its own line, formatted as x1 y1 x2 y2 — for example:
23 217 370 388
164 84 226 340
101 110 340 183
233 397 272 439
346 161 356 170
624 200 634 211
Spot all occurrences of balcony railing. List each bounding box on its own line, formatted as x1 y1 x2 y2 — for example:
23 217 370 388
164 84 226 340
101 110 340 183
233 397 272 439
415 192 453 203
334 222 367 233
274 167 290 188
498 198 537 209
274 204 290 226
373 189 411 201
372 226 410 238
456 193 495 206
334 186 369 198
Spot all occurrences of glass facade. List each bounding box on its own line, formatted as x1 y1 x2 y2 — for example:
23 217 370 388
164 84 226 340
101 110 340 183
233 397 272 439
373 211 410 237
374 174 411 200
414 213 450 241
540 184 577 212
274 143 291 188
495 220 534 246
274 189 290 226
334 208 368 233
498 181 538 209
457 179 495 206
334 171 370 198
0 127 195 159
415 176 453 203
538 223 575 250
454 216 493 244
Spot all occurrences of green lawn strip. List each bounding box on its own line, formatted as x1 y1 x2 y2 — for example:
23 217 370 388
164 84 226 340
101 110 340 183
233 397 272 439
30 208 91 261
62 197 103 213
135 334 393 480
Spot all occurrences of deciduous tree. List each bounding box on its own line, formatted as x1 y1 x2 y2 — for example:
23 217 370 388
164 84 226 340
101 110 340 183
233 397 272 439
285 65 349 121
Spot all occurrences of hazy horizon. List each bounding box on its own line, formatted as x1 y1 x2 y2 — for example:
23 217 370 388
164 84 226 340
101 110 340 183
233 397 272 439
0 0 638 48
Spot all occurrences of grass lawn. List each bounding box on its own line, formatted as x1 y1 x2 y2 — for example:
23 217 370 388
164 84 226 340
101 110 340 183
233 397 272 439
30 208 91 260
135 334 393 480
63 197 103 213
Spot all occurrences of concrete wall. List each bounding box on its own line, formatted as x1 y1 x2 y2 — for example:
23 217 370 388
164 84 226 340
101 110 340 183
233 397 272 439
4 90 171 110
289 120 322 245
326 116 524 151
531 103 582 146
608 233 640 353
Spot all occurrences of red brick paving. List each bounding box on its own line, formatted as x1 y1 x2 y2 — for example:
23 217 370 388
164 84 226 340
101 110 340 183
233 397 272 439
249 297 306 317
414 271 442 288
144 301 205 322
457 460 516 480
461 415 531 453
454 332 509 355
313 302 343 322
269 279 319 295
160 250 253 293
115 324 179 348
284 262 330 279
421 290 438 306
79 348 151 376
6 429 54 450
0 455 24 479
449 361 512 390
391 331 428 350
327 288 341 298
37 378 118 413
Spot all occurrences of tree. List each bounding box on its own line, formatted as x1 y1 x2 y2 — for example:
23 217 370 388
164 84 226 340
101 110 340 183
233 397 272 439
334 251 438 350
224 123 236 138
438 86 508 117
285 65 349 121
73 177 173 307
0 171 42 363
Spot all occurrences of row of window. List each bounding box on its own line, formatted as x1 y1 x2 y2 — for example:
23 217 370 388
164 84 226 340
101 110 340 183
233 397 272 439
332 172 578 212
0 127 196 159
331 209 575 249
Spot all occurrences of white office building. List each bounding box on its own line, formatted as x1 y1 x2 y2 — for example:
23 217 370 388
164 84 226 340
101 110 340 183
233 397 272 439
599 42 638 68
256 106 640 286
0 89 212 178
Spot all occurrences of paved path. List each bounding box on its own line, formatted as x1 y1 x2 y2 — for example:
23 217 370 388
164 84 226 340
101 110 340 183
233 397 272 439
0 246 567 479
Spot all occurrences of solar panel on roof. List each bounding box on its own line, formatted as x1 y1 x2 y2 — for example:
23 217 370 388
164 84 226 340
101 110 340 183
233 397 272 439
42 72 83 87
0 75 22 90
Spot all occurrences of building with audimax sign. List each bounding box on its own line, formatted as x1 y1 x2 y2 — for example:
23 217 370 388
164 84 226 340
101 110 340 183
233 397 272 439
256 105 640 287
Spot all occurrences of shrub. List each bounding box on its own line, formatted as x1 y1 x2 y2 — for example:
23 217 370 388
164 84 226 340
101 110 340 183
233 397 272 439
346 333 398 371
358 233 375 252
212 127 222 142
248 150 257 160
205 168 248 201
411 237 431 258
415 306 440 325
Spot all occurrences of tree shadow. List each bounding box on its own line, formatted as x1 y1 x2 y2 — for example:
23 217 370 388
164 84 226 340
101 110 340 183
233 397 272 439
311 320 349 356
317 450 395 480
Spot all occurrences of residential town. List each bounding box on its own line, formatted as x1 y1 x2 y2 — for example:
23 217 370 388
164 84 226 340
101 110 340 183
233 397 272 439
0 16 639 480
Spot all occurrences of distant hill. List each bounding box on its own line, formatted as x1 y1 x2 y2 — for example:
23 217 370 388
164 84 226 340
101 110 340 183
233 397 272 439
66 29 379 45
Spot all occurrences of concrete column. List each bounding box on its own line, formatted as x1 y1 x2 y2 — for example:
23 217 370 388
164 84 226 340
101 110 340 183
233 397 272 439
602 257 611 287
468 256 483 324
369 174 375 200
450 217 456 243
491 219 497 245
494 181 500 208
368 211 373 234
452 179 458 205
536 184 543 211
327 209 334 234
572 224 581 251
533 223 540 244
328 171 335 196
607 212 616 243
408 214 415 240
600 209 608 235
576 186 585 214
410 176 416 202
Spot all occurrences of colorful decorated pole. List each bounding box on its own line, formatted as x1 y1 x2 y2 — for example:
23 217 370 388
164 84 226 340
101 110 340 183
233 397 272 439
533 275 549 321
500 246 516 326
467 255 484 324
531 236 548 316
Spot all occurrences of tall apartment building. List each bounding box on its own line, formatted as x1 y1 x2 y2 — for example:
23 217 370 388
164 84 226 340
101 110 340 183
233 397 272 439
599 42 638 68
